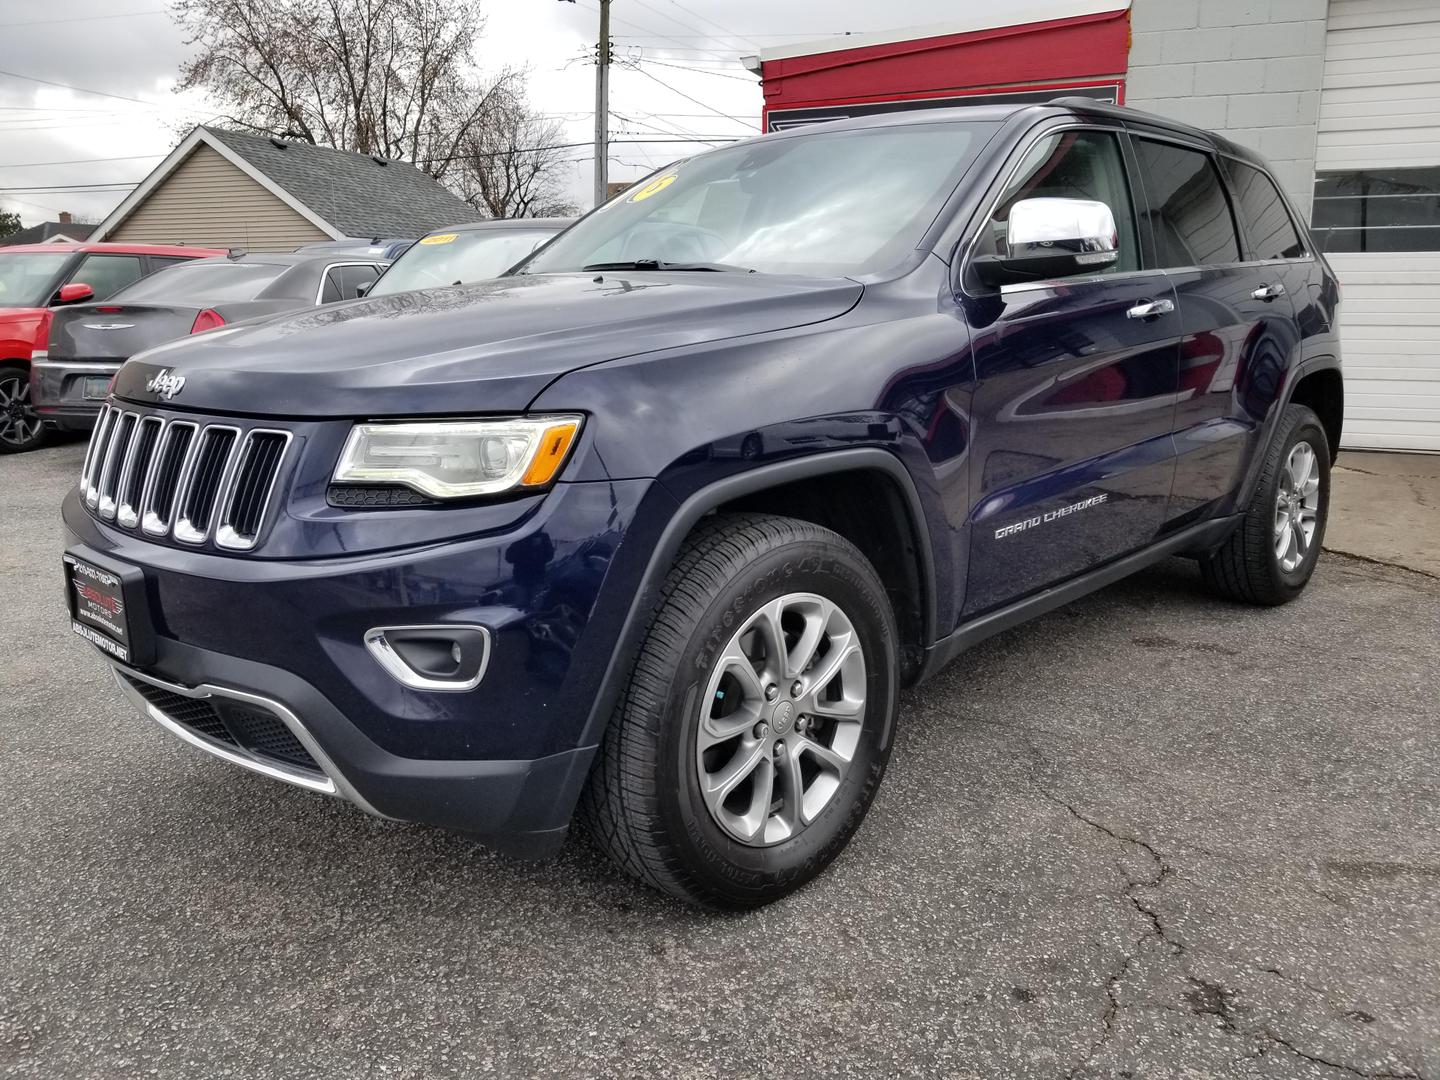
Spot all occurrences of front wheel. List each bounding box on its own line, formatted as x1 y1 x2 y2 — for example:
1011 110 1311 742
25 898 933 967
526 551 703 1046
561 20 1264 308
0 365 46 454
1200 403 1331 605
581 513 899 909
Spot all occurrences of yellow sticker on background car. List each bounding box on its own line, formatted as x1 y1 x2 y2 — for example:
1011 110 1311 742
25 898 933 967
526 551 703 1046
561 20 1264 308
420 233 458 245
629 174 678 202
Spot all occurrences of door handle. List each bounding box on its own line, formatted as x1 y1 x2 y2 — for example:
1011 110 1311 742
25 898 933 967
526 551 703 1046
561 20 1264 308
1251 283 1286 301
1126 298 1175 320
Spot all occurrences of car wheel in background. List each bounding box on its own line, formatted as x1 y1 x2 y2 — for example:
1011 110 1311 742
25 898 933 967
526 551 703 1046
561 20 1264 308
0 364 47 454
581 513 898 909
1200 403 1331 605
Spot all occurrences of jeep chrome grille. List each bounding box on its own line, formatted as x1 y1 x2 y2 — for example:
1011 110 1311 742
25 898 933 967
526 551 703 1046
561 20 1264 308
81 404 291 551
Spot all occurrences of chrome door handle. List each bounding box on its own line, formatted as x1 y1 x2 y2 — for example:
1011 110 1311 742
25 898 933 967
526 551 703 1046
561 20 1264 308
1126 298 1175 320
1252 283 1286 301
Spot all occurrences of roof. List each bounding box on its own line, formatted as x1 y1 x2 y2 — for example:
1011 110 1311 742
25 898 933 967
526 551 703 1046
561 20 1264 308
0 241 228 256
751 0 1130 63
91 126 486 243
444 217 576 235
0 221 93 246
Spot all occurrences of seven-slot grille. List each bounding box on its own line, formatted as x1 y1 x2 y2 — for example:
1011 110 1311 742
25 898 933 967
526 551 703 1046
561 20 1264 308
81 403 291 551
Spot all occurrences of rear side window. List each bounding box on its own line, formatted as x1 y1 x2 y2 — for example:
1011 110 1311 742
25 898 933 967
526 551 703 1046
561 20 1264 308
981 130 1140 274
1134 139 1242 268
320 263 382 303
1225 160 1306 260
71 254 144 300
110 261 287 304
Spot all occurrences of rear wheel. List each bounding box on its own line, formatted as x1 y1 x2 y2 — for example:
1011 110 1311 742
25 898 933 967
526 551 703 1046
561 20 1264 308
0 364 46 454
1200 403 1330 605
581 513 898 909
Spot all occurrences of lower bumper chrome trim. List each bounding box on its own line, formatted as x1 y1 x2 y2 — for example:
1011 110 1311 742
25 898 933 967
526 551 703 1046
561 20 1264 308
110 665 383 816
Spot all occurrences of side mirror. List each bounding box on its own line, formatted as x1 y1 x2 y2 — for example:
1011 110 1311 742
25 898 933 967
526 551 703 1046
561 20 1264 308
973 198 1119 288
56 282 95 304
355 281 373 297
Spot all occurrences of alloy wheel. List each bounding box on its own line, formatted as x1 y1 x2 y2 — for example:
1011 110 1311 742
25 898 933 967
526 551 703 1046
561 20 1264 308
0 373 43 450
1274 440 1321 573
696 592 867 847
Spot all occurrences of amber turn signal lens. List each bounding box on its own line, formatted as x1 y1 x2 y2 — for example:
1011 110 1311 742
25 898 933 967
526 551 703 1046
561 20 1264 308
521 421 581 487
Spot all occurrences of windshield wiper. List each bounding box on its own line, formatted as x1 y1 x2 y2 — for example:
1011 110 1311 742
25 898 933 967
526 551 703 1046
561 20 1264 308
582 259 756 274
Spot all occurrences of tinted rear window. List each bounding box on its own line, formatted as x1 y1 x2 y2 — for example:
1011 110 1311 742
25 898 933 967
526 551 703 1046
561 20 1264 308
1134 139 1242 268
1225 160 1305 260
111 262 288 304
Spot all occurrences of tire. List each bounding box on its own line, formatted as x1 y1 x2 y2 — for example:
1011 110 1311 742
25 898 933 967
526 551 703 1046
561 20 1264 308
580 512 899 909
1199 403 1330 605
0 364 47 454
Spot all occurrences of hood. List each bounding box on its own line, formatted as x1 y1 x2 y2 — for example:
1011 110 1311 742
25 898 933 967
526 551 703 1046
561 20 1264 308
111 272 863 417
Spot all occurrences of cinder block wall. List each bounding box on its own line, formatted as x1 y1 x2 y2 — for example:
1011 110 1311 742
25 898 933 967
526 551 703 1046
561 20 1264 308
1125 0 1328 220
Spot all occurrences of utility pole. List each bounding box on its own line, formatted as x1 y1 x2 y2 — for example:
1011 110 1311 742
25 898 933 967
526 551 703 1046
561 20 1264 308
593 0 611 207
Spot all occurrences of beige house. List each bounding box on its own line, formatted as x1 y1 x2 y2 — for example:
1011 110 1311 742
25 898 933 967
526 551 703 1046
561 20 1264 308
92 126 482 250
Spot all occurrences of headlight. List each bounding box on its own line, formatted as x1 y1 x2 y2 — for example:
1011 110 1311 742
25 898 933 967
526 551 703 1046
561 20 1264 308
334 416 583 499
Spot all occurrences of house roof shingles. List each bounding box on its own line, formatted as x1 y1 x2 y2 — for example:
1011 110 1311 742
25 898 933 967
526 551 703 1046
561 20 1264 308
203 126 484 239
0 221 93 246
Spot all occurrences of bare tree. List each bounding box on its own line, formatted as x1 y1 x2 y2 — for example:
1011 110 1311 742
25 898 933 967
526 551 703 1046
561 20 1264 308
452 92 579 218
171 0 517 182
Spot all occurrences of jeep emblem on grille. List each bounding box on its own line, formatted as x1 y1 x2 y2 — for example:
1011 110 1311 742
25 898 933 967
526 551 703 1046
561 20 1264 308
145 369 186 400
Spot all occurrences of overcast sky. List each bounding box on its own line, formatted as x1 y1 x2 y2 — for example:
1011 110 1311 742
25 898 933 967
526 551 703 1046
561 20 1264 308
0 0 1064 228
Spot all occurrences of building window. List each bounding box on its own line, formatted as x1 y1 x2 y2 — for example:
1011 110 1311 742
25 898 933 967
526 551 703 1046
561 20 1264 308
1313 168 1440 253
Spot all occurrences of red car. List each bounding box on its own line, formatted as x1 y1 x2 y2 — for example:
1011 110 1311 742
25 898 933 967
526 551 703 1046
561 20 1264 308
0 242 225 452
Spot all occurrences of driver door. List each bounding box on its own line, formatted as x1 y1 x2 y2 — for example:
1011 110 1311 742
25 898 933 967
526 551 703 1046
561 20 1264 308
959 128 1181 615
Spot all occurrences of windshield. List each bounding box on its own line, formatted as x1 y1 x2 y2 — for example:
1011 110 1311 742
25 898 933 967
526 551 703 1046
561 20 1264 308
111 261 288 304
371 228 562 296
523 122 996 278
0 252 73 308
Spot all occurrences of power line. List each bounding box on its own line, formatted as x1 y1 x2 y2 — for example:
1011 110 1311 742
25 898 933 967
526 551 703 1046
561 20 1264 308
662 0 761 49
0 154 167 169
0 67 178 108
0 8 167 28
624 65 759 129
639 57 755 83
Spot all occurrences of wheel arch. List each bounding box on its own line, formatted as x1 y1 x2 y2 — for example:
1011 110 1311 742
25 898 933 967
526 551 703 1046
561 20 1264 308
1287 363 1344 458
577 448 938 750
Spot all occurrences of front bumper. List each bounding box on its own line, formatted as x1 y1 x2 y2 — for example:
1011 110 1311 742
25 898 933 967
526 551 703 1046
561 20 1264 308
63 473 673 855
31 359 114 430
106 645 595 858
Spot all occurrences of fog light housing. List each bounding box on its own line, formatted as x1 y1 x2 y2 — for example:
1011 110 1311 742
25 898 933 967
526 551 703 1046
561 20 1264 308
364 625 491 692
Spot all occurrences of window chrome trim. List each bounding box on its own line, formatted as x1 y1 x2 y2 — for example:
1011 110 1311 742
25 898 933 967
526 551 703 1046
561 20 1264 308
110 664 386 818
316 261 384 305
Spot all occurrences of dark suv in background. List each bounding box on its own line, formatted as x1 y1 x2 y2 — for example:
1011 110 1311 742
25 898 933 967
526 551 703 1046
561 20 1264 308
62 100 1341 909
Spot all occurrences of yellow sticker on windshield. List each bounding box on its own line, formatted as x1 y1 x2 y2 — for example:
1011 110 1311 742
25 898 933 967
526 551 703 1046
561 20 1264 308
420 233 458 245
629 174 677 203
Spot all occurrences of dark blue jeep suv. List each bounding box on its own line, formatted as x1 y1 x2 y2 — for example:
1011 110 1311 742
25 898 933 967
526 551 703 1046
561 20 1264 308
62 100 1341 908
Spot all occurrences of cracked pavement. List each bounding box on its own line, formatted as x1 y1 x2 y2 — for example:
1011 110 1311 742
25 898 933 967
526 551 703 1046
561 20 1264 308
4 440 1439 1079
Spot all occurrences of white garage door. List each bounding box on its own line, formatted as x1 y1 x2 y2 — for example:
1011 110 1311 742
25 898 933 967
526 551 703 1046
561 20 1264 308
1314 0 1440 451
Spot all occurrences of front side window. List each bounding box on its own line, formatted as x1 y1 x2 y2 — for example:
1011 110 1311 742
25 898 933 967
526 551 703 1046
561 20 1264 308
0 252 72 307
522 122 997 278
71 254 144 300
1135 139 1242 268
1225 161 1305 260
980 129 1140 274
1313 166 1440 252
321 264 382 302
371 229 561 296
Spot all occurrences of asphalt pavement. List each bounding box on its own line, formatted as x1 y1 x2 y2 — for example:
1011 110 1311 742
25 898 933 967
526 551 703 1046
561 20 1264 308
2 439 1438 1079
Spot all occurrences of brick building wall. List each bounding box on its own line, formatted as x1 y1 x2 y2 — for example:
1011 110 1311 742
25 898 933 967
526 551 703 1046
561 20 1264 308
1126 0 1328 219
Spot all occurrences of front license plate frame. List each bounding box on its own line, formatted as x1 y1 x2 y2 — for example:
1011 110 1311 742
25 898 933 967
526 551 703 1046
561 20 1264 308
62 550 155 666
